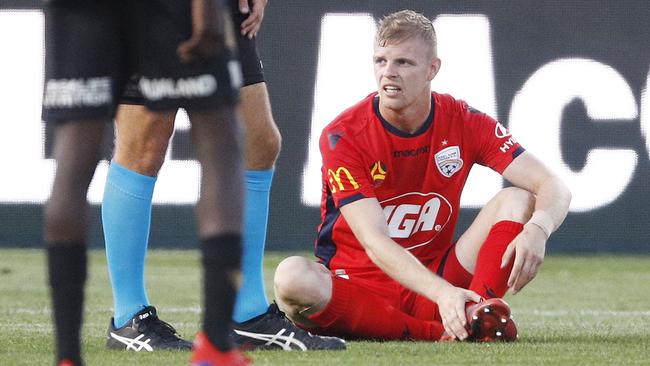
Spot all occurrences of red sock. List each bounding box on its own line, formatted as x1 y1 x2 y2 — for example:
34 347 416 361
468 221 523 298
307 276 445 341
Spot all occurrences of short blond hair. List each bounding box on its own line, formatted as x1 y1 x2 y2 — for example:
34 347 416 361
376 10 437 58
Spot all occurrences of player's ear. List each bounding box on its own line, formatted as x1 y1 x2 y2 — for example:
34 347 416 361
428 57 441 81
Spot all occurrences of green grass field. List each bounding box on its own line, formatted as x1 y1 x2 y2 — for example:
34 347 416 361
1 249 649 365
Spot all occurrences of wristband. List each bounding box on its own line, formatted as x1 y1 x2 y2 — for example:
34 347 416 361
526 210 555 239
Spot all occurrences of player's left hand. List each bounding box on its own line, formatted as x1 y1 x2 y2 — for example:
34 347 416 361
238 0 267 39
178 0 227 64
501 223 547 294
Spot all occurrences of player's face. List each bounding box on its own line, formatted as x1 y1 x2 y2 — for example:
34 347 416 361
373 37 440 115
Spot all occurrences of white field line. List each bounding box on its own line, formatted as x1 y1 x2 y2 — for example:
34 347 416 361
518 309 650 317
3 307 650 317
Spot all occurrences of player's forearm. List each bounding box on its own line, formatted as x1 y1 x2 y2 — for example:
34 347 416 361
341 198 454 301
527 174 571 237
363 233 452 302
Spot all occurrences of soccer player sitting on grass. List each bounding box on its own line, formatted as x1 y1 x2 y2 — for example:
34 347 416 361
273 9 571 342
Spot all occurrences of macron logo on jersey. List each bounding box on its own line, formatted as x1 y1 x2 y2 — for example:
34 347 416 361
43 77 112 108
381 192 452 250
139 74 217 101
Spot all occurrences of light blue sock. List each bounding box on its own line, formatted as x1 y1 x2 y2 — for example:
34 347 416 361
102 161 156 328
233 169 274 323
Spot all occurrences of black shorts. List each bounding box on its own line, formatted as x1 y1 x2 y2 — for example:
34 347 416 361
121 3 264 105
42 0 240 122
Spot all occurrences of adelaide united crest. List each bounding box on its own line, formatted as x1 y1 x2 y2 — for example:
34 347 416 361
434 146 463 178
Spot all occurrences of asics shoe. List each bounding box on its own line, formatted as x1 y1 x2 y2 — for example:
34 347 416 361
231 303 346 351
106 306 192 351
191 331 252 366
465 298 518 342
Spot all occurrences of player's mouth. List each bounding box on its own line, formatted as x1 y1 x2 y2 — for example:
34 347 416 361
382 85 401 97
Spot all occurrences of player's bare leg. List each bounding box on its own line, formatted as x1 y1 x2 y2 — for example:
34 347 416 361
45 121 107 243
113 105 174 175
102 105 191 350
239 82 281 170
450 187 535 341
187 107 247 358
45 120 107 365
274 255 447 341
273 256 333 327
455 187 536 272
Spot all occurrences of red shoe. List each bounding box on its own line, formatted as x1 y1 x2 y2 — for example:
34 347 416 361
56 358 81 366
58 359 79 366
465 298 518 342
190 332 252 366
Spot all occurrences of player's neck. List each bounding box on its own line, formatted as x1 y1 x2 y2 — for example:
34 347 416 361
379 97 432 134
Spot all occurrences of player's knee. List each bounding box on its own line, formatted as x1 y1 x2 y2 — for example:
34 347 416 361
246 122 281 169
496 187 536 222
43 209 84 242
115 128 172 176
260 126 282 164
274 256 318 302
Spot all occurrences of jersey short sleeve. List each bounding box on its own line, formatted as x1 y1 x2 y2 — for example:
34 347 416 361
462 102 524 174
319 128 375 208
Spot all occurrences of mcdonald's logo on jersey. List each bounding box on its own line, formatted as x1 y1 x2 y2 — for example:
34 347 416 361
327 166 360 193
370 161 387 187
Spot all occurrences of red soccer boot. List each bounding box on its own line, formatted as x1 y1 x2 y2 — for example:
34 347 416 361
465 298 518 342
190 331 252 366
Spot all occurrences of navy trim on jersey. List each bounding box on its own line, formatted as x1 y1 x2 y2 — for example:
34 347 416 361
512 146 525 160
373 95 435 138
435 243 456 277
338 192 366 207
315 188 340 269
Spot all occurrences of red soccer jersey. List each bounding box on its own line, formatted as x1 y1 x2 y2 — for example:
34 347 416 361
315 92 524 276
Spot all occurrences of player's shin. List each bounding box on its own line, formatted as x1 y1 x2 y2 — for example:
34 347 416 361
469 221 523 298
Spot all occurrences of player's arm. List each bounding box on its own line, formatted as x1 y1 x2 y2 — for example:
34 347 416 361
237 0 267 38
340 198 481 340
177 0 229 64
500 151 572 293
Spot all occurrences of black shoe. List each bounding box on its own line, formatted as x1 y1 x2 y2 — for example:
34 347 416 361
106 306 192 351
231 303 346 351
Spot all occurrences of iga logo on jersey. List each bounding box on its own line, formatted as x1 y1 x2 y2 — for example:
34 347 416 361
434 146 464 178
381 192 452 250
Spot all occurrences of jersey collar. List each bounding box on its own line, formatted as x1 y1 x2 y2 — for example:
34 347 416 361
373 95 435 138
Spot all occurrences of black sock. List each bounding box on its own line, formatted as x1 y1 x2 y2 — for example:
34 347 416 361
200 233 242 352
47 244 87 365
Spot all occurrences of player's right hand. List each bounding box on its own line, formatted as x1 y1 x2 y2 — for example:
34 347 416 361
435 285 482 340
238 0 268 39
178 0 227 64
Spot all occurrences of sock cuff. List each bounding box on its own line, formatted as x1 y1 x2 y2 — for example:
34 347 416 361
308 276 352 327
47 245 87 286
245 169 274 192
490 220 524 235
201 233 242 268
106 161 157 200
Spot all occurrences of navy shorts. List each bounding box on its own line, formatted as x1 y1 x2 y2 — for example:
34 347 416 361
42 0 241 122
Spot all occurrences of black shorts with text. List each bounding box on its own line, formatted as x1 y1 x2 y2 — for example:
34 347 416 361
42 0 240 122
121 3 264 105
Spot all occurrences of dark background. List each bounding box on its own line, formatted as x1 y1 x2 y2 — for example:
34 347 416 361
1 1 649 252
